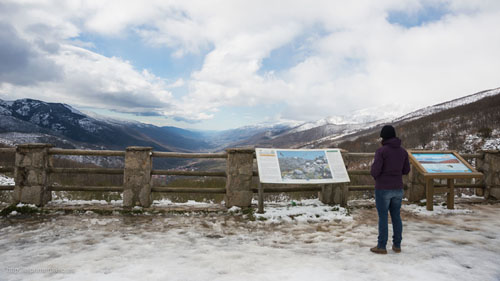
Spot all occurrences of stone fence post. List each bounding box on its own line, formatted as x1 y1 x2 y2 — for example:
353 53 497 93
319 183 348 206
225 148 254 208
12 143 53 206
406 164 426 203
476 150 500 200
123 146 153 207
319 151 348 206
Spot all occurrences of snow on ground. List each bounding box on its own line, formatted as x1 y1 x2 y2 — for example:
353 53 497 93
0 174 14 186
48 199 122 206
1 198 500 281
152 199 217 208
404 204 474 216
253 199 352 223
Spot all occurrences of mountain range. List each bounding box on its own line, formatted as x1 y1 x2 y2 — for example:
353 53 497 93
312 87 500 153
0 99 212 152
1 86 499 154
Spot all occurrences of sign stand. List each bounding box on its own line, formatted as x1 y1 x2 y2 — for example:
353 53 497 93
255 148 350 213
408 150 483 211
258 182 264 214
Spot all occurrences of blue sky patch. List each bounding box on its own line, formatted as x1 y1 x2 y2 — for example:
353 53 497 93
388 3 450 28
260 25 327 75
75 32 209 80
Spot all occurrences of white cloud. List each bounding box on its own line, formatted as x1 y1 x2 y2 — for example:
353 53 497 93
158 0 500 121
0 0 499 126
0 42 176 115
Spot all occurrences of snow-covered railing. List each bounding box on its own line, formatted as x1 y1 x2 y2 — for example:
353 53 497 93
0 144 497 210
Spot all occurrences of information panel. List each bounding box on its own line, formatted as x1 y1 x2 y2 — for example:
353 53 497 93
407 150 483 211
255 148 350 184
408 150 482 179
411 153 472 173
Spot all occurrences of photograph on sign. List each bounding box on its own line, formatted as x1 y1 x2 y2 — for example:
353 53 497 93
277 150 333 181
256 148 349 184
412 153 472 173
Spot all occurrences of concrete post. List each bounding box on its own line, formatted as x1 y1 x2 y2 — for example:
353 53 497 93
319 151 348 206
12 143 53 206
476 150 500 200
406 164 426 203
225 148 254 208
123 146 153 207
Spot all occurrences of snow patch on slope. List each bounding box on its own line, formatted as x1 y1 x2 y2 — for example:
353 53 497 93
63 104 86 116
463 130 500 151
395 87 500 122
288 103 415 135
82 110 142 126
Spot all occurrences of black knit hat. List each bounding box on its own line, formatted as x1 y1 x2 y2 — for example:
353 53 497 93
380 125 396 140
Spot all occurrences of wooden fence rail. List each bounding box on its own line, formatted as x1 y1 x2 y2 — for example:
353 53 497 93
151 170 226 177
48 167 124 175
0 185 14 191
0 183 483 193
0 148 15 153
151 187 226 194
1 144 498 210
0 167 14 173
48 148 126 156
152 151 227 158
48 185 124 192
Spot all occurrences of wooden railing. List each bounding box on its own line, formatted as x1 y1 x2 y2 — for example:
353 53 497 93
0 145 496 209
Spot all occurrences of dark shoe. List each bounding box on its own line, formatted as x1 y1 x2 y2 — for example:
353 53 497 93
392 245 401 253
370 247 387 254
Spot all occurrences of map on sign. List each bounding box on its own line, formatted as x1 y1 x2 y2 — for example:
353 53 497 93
255 148 350 184
411 153 472 173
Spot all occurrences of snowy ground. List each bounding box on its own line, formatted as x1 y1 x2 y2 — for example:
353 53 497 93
1 198 499 281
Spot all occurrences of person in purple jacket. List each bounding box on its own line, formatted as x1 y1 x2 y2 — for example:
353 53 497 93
370 125 410 254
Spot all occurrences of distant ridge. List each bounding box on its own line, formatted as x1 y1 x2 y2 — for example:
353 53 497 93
1 86 499 155
0 98 213 152
310 87 500 152
394 87 500 122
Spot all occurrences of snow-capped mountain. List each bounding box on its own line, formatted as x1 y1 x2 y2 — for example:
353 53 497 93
241 102 419 149
288 104 416 135
1 86 499 154
231 104 417 148
0 98 213 152
0 98 106 135
310 87 500 152
203 121 300 148
395 87 500 122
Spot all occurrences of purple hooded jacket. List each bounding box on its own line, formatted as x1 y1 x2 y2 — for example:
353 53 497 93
371 137 410 190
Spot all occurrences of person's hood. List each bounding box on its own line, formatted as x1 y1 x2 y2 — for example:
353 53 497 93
382 137 401 148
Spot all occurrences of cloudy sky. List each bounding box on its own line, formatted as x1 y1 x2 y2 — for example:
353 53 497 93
0 0 499 130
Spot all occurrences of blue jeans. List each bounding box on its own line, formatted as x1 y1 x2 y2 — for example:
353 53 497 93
375 189 403 249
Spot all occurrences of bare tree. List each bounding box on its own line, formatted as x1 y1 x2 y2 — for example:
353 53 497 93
416 126 434 149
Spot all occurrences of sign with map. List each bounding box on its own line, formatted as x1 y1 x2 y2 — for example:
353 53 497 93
408 150 483 178
255 148 350 184
411 153 472 173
